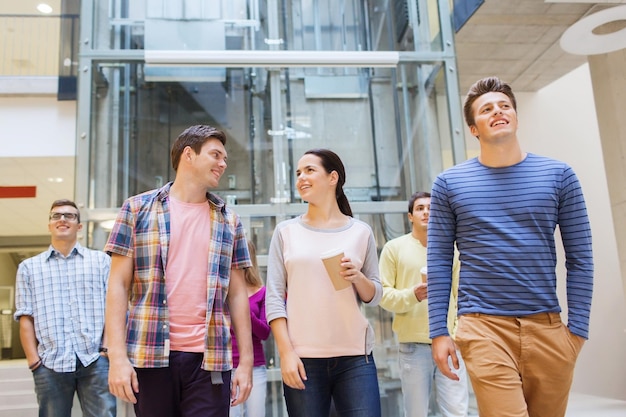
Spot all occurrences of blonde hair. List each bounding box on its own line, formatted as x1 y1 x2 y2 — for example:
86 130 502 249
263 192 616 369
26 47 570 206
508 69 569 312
244 239 263 288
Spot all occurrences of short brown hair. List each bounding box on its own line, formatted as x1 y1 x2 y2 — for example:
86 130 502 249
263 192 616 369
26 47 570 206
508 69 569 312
408 191 430 214
50 199 80 223
170 125 227 171
463 76 517 127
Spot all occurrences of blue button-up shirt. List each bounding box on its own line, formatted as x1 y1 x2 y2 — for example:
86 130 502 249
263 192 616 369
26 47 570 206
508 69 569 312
14 243 111 372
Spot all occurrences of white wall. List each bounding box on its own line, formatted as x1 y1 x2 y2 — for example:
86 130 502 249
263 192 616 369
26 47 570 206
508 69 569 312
0 96 76 157
464 64 626 400
0 96 76 236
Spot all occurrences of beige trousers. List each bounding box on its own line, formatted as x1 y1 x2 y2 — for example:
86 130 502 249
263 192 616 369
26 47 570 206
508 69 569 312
455 312 584 417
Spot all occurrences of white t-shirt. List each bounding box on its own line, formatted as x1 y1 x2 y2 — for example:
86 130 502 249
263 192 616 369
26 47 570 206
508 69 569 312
266 216 382 357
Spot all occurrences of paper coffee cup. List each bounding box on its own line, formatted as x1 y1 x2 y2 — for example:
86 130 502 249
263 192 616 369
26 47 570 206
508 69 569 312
420 266 428 283
321 249 351 291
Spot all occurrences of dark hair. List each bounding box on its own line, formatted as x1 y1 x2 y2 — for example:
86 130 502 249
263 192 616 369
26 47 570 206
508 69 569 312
170 125 227 171
408 191 431 213
50 199 80 223
463 76 517 127
304 148 353 217
244 239 263 288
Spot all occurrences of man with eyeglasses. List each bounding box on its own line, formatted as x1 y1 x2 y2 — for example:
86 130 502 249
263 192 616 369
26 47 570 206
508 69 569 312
14 199 116 417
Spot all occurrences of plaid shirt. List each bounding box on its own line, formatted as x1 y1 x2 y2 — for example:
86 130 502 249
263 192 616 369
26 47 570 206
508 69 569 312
104 182 251 370
14 243 111 372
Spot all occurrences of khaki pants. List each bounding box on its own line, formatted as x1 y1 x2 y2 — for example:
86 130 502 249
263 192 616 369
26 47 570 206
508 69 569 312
455 313 584 417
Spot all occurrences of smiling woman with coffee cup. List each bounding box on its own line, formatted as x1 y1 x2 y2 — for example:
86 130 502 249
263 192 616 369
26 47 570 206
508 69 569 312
265 148 383 417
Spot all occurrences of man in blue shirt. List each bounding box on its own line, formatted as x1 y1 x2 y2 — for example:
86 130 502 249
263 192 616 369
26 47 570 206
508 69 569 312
427 77 594 417
15 199 116 417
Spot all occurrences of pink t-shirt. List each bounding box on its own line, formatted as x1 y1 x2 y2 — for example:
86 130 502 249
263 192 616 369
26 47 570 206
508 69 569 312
166 197 211 352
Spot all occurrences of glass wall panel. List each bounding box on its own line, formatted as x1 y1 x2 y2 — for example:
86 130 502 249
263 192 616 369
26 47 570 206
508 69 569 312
84 60 455 416
85 61 453 221
89 0 449 53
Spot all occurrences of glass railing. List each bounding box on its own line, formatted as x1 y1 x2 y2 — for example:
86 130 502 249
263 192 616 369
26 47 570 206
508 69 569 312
0 14 78 77
0 13 79 99
0 14 60 76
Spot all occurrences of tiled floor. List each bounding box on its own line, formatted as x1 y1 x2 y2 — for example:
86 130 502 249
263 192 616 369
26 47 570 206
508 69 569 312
566 392 626 416
434 391 626 417
2 359 625 416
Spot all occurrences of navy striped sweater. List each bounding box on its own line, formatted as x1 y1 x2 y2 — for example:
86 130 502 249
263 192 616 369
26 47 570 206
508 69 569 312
427 153 593 339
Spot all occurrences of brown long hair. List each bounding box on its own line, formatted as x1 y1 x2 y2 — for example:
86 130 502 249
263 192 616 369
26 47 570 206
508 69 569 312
304 149 353 217
244 239 263 288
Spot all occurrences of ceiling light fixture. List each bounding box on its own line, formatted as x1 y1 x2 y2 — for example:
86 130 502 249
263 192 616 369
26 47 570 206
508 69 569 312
37 3 53 14
145 50 402 68
99 220 116 231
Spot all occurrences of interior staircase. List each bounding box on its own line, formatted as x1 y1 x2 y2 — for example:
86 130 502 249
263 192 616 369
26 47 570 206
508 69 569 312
0 360 134 417
0 360 37 417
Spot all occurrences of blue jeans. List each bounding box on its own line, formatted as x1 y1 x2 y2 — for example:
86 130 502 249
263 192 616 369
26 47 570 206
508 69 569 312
283 354 381 417
399 343 469 417
33 355 116 417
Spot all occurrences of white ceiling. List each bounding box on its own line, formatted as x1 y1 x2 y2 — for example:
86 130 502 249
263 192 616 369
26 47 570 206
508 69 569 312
1 0 624 248
457 0 587 93
455 0 626 93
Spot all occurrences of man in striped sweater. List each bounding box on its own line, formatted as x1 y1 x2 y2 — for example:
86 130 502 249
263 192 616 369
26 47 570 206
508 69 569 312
427 76 594 417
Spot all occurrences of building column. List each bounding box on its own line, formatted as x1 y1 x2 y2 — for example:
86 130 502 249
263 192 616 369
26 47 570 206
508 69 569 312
587 48 626 301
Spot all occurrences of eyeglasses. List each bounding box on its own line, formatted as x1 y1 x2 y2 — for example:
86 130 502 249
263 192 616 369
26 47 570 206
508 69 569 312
49 212 79 221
